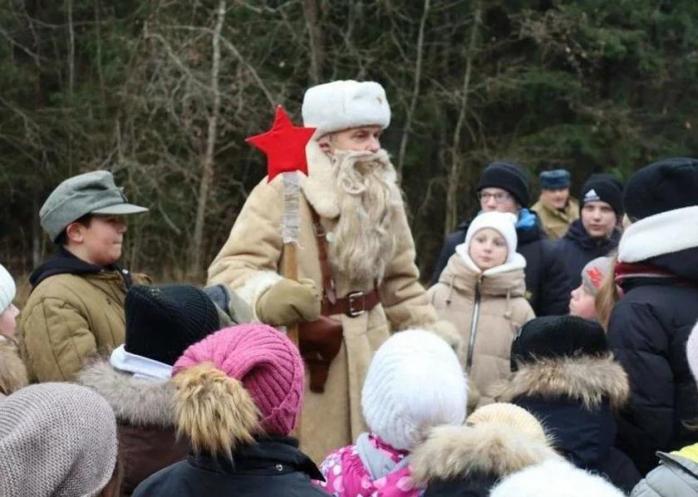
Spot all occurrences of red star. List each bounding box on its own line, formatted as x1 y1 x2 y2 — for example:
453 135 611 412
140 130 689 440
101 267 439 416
246 105 316 182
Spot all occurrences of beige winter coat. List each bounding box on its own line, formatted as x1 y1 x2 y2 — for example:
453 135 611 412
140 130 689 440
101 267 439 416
208 141 439 463
428 250 535 406
531 197 579 240
20 270 149 382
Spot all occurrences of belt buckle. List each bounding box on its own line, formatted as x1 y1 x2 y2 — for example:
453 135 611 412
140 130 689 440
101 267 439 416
346 291 365 317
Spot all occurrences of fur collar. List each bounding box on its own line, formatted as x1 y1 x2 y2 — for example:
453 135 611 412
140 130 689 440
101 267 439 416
300 140 340 219
619 206 698 263
439 251 527 298
411 424 559 483
77 359 176 427
0 340 28 395
495 354 629 410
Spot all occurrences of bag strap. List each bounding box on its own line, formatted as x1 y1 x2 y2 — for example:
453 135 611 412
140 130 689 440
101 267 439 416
308 205 337 304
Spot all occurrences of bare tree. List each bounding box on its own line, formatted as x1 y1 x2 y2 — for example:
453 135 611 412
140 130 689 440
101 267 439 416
190 0 226 276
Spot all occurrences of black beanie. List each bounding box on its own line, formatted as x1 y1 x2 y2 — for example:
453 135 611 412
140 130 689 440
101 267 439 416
580 173 624 216
624 157 698 221
510 315 608 372
477 161 530 207
124 284 221 365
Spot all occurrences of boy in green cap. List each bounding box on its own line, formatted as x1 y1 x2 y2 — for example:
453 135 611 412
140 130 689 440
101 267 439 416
20 170 150 381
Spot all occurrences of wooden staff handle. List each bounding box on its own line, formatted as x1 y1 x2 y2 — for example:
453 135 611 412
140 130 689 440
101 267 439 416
282 242 299 347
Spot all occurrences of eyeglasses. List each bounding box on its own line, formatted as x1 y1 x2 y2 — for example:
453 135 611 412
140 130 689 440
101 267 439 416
478 191 513 203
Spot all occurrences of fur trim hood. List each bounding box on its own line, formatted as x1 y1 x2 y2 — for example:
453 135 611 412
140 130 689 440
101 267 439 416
77 359 176 427
411 423 560 484
0 339 28 396
495 353 629 410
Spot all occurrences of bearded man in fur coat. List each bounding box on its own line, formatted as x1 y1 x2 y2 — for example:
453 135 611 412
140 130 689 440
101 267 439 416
208 80 457 462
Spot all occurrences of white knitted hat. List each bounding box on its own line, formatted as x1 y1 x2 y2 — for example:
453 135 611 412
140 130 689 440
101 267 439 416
686 320 698 385
361 329 467 451
0 264 15 313
489 459 625 497
463 211 518 264
0 383 118 497
302 80 391 137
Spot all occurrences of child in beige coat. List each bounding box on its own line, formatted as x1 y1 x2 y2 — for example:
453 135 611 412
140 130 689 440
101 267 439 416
428 211 534 406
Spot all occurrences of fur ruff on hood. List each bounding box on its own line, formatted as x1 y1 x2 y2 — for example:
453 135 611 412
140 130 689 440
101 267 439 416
410 423 560 484
77 359 176 427
0 339 28 396
495 354 629 411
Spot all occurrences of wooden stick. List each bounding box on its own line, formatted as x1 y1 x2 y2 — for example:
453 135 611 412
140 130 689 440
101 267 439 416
282 241 300 346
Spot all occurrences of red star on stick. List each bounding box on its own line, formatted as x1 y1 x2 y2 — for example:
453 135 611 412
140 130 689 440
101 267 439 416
246 105 316 182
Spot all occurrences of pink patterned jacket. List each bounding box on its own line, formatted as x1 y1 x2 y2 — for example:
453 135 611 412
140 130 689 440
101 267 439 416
316 433 423 497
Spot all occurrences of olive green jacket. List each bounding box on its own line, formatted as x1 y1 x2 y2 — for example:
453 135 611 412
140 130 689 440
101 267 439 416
531 197 579 240
20 270 149 382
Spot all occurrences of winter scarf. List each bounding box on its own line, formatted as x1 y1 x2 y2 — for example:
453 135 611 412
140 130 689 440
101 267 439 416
318 433 421 497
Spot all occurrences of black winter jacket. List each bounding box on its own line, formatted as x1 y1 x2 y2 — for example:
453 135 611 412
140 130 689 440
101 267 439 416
608 248 698 475
430 216 569 316
132 437 329 497
513 396 640 494
552 220 620 294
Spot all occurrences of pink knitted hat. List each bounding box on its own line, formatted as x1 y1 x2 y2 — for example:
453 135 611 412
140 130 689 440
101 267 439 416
173 323 304 436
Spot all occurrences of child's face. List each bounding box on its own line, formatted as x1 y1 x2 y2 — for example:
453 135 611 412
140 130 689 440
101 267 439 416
468 228 508 271
0 304 19 338
569 284 596 320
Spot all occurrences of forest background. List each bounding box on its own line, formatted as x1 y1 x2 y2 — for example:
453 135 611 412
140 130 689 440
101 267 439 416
1 0 696 286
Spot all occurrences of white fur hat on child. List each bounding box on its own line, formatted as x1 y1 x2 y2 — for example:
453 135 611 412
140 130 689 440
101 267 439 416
302 80 391 137
0 264 15 313
685 320 698 384
361 329 467 451
463 211 518 264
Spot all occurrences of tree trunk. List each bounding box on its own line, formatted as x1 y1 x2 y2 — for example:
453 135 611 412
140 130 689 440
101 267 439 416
303 0 324 84
190 0 226 279
445 4 481 234
397 0 430 179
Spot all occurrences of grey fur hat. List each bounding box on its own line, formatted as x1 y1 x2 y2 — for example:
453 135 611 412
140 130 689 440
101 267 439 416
0 383 118 497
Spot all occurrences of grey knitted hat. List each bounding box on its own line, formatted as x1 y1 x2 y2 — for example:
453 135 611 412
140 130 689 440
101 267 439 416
0 383 118 497
40 170 148 242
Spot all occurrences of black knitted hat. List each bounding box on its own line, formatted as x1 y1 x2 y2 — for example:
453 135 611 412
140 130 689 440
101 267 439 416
510 315 608 372
624 157 698 220
477 161 530 207
125 284 221 365
580 173 624 217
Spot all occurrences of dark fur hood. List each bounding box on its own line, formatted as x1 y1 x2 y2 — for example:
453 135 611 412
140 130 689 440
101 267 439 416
494 353 629 410
77 359 175 427
411 423 560 484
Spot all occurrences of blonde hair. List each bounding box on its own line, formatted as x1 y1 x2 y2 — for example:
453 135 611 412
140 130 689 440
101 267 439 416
594 255 620 330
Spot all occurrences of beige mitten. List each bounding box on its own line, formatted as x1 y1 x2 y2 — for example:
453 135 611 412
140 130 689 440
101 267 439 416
255 277 321 326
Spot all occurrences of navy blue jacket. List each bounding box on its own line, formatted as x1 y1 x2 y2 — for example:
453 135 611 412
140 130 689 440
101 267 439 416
514 396 640 494
553 219 620 294
430 215 569 316
608 248 698 475
132 437 328 497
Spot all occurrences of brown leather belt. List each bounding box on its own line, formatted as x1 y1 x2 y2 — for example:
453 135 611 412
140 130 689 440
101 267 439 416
322 288 380 318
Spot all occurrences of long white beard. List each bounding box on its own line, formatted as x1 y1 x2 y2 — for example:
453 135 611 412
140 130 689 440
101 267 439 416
329 149 403 287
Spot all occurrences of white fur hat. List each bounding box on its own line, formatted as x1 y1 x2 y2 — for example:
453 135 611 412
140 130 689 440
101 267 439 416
361 329 467 451
464 211 518 264
489 459 625 497
302 80 391 137
0 264 15 313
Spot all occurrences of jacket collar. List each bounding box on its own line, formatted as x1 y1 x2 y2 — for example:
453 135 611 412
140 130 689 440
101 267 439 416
30 246 131 289
190 437 323 480
495 354 629 411
77 359 176 427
